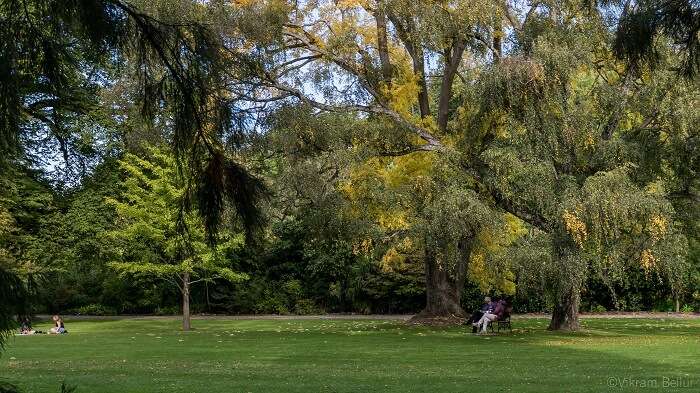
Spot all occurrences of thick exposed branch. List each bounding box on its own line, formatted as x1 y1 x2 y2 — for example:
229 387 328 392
265 77 443 151
272 54 322 78
275 25 444 151
491 190 551 232
500 1 543 34
374 6 393 84
493 19 503 61
464 163 552 231
499 1 521 33
386 10 430 118
437 38 466 132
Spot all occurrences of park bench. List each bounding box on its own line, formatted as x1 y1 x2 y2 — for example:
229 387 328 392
489 312 512 333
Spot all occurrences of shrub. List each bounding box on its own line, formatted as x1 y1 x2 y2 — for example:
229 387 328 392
154 306 180 316
282 280 303 299
692 291 700 313
69 304 117 316
591 304 607 313
294 299 321 315
253 290 290 314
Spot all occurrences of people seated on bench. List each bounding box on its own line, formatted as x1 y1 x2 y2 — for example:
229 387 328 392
467 297 495 333
474 299 507 334
48 315 67 334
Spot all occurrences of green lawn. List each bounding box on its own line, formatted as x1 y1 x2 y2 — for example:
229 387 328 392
1 317 699 392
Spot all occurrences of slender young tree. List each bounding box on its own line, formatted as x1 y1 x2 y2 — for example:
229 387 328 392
106 147 249 330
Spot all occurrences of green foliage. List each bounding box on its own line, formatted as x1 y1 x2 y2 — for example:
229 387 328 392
68 304 118 316
0 266 27 349
106 145 248 296
0 165 52 340
0 165 59 277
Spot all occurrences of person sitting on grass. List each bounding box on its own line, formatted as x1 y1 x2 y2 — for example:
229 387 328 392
467 297 495 333
474 299 506 334
48 315 67 334
19 317 36 335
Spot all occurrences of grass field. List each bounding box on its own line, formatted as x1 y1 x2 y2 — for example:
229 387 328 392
1 316 699 392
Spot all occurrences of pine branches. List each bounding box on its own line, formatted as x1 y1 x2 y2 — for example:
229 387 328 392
615 0 700 78
0 266 27 349
0 0 264 240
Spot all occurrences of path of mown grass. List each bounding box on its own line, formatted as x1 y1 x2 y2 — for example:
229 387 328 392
1 317 698 392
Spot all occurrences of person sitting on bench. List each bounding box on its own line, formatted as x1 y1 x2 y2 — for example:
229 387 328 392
474 299 506 334
467 297 495 333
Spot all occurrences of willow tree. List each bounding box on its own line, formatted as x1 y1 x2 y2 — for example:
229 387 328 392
221 0 516 319
612 0 700 310
472 3 693 329
613 0 699 78
220 0 694 327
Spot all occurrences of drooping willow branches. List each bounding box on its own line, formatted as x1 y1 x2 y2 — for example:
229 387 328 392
0 0 266 241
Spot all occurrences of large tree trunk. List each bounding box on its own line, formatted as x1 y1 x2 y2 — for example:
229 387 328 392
548 241 584 331
412 238 472 322
493 18 503 63
182 272 191 331
548 285 580 331
421 260 465 317
386 11 430 118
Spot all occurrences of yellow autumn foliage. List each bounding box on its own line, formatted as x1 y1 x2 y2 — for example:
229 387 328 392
468 253 516 295
641 249 656 271
352 238 373 256
467 213 524 294
379 153 434 189
232 0 256 6
620 111 644 132
380 237 414 272
381 69 421 118
336 0 369 9
648 215 668 242
563 210 588 247
377 211 410 231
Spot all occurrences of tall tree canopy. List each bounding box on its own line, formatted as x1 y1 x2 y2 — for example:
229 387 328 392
218 0 696 328
0 0 697 337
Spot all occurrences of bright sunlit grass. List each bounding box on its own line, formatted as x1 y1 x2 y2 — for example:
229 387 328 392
2 317 699 392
